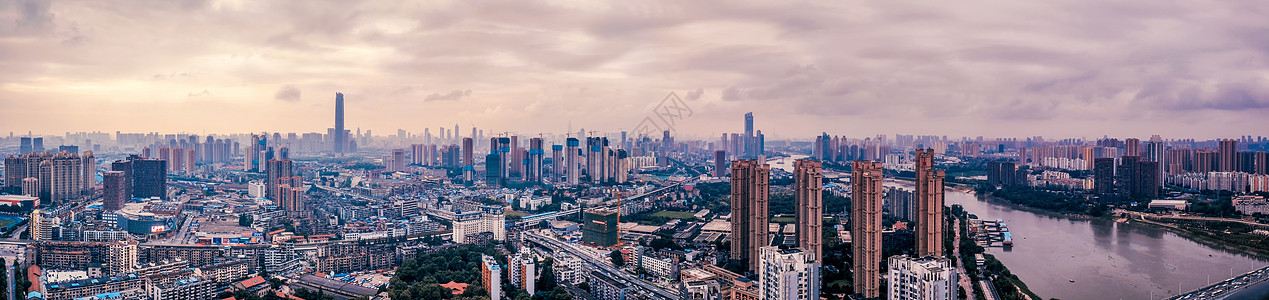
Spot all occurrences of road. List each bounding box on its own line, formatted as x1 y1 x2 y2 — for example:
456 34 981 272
1117 209 1269 229
953 216 976 300
524 232 678 300
5 257 11 300
6 225 24 239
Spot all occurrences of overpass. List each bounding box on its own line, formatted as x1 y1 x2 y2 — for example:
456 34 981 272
524 232 679 299
1167 264 1269 299
511 208 581 229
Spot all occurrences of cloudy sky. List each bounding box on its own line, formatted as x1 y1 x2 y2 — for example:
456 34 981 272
2 0 1268 140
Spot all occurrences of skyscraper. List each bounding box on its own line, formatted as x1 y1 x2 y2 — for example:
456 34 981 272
730 159 770 272
551 145 563 182
1219 139 1238 172
793 159 822 263
19 137 31 155
1094 158 1116 196
744 112 754 158
463 137 475 182
111 155 166 200
485 152 502 187
566 138 580 186
714 150 727 177
389 149 405 172
529 137 544 182
1125 138 1140 157
265 159 294 200
103 171 127 211
582 208 620 247
334 92 345 155
1146 135 1166 187
1257 151 1268 175
851 161 884 298
914 149 945 257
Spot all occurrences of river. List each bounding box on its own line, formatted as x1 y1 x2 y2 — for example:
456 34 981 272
942 188 1269 300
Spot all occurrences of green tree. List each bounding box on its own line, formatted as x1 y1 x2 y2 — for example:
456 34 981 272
536 258 557 293
239 214 254 227
609 250 625 266
0 259 7 298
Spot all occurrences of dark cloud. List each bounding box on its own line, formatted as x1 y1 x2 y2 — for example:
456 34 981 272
14 0 53 32
275 84 301 102
424 89 472 102
3 0 1269 138
685 88 703 101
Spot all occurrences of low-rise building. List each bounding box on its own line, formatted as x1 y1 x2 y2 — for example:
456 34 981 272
149 276 215 300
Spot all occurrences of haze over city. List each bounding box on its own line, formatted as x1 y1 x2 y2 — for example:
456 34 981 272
4 1 1269 138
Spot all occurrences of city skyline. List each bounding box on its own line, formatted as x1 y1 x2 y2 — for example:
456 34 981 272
6 2 1269 300
3 1 1269 138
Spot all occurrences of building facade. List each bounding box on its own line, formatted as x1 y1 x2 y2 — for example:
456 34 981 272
731 159 770 272
851 161 884 298
757 247 820 300
886 255 957 300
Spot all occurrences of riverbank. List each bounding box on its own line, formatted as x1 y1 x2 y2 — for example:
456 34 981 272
983 254 1043 300
980 188 1269 260
972 190 1104 221
1125 216 1269 260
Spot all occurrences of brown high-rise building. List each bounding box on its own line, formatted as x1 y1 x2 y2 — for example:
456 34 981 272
1125 138 1140 157
1256 151 1268 175
265 159 293 200
1195 150 1218 173
851 161 883 298
1219 139 1238 172
185 149 197 173
914 149 945 257
1094 158 1116 195
793 159 822 262
102 171 127 211
714 150 727 177
1082 147 1095 170
730 159 769 272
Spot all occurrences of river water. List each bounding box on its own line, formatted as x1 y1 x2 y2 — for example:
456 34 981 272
943 188 1269 300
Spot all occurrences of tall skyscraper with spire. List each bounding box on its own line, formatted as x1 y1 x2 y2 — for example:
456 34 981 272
334 92 345 155
794 159 823 262
744 112 754 158
731 159 770 272
914 149 945 257
852 161 884 299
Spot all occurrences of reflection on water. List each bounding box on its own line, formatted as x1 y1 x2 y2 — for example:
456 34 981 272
944 189 1269 300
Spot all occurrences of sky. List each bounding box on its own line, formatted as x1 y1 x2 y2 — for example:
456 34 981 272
2 0 1268 140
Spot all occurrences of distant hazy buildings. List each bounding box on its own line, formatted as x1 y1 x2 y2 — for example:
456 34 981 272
4 150 95 204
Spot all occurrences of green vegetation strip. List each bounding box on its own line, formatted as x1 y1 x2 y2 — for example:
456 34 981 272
650 210 697 219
